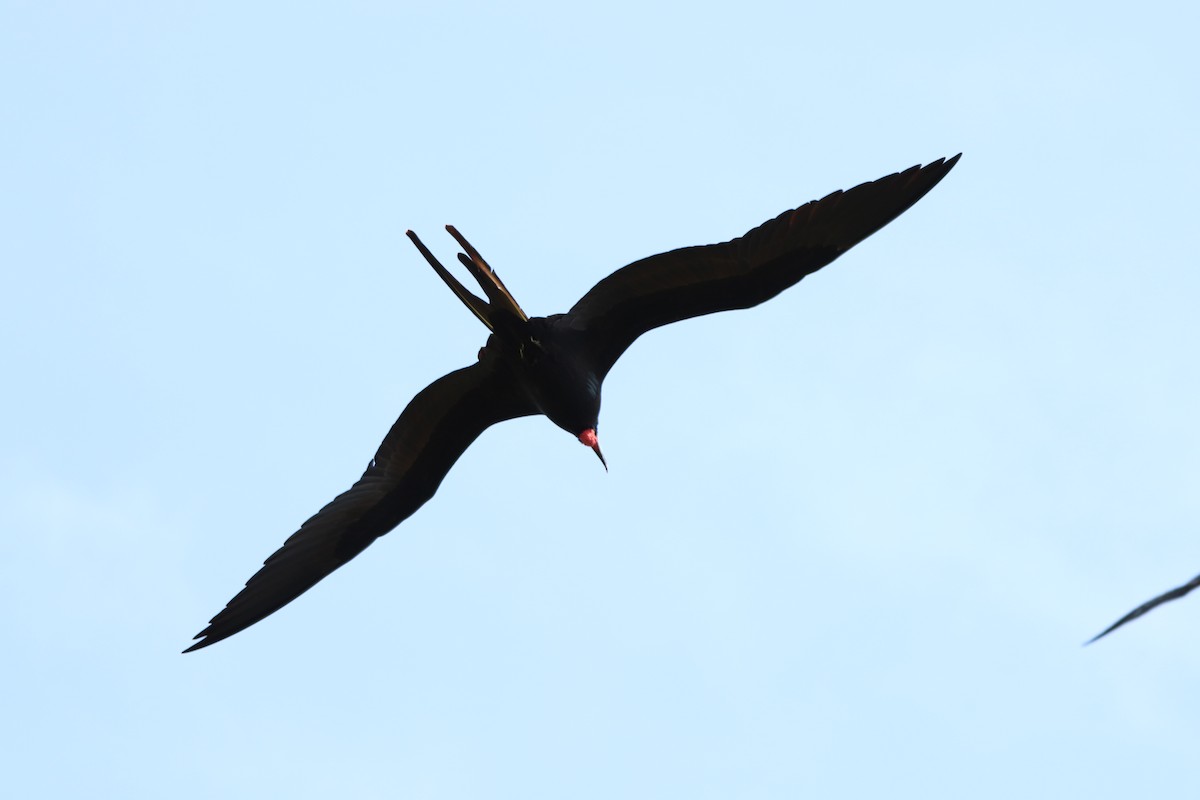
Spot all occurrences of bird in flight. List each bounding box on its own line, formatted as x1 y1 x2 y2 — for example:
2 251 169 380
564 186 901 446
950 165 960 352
185 155 961 652
1088 572 1200 643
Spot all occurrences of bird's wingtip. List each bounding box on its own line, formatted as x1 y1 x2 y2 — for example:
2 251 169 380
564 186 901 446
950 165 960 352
929 153 962 172
182 627 218 654
1083 616 1129 645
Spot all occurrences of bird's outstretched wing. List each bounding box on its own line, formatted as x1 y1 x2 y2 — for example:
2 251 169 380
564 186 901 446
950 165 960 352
564 156 960 376
185 359 535 652
1088 572 1200 644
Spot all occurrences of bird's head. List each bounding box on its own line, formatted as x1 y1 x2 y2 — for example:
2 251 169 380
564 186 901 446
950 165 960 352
541 404 605 471
577 427 607 471
513 319 607 470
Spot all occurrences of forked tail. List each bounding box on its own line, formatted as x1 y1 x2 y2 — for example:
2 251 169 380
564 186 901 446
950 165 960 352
405 226 529 331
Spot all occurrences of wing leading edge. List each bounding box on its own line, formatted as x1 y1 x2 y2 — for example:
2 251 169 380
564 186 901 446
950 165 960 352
566 155 961 376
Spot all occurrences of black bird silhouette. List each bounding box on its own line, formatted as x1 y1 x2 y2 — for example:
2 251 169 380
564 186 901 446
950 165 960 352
185 156 961 652
1088 572 1200 643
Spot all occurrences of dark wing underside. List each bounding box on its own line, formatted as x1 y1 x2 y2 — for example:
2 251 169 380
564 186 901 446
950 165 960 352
185 359 534 652
1088 572 1200 644
564 156 960 376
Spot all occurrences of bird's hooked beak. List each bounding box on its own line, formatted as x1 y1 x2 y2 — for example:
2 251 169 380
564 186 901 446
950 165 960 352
578 428 607 471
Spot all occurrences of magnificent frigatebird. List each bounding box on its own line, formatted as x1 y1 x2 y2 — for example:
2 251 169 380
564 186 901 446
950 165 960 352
185 155 961 652
1089 572 1200 643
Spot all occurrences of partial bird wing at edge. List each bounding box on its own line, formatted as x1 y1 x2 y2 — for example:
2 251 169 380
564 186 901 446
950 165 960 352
564 156 961 377
1087 572 1200 644
185 359 536 652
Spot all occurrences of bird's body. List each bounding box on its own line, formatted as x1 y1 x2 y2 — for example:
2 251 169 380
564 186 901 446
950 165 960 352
186 156 961 652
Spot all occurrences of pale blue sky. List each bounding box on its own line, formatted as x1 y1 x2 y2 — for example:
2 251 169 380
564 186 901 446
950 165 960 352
2 1 1198 797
